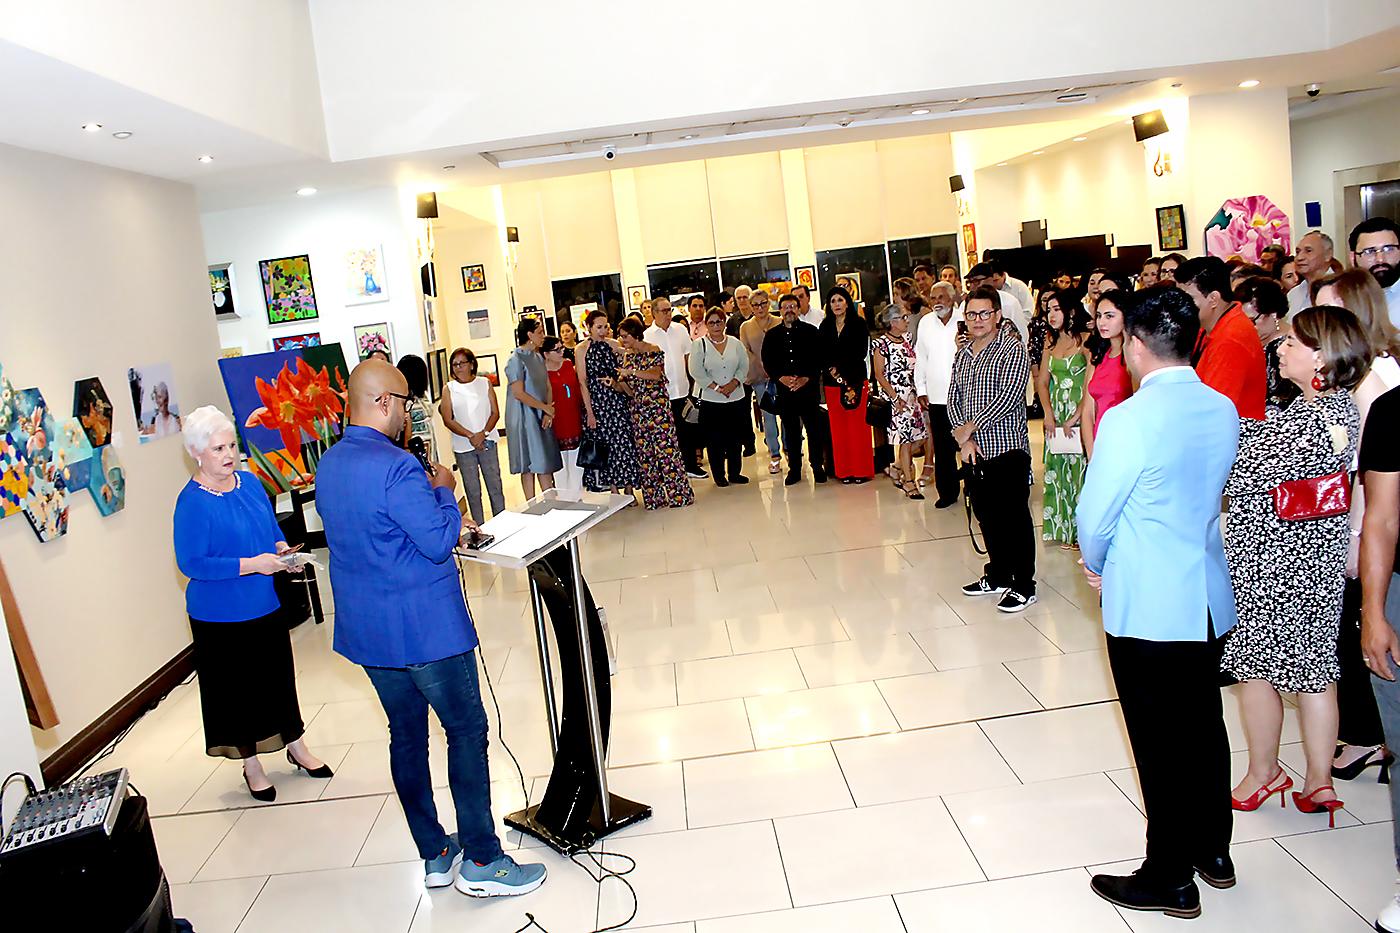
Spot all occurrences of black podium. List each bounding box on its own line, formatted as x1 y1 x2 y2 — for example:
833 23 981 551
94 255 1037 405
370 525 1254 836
456 492 650 854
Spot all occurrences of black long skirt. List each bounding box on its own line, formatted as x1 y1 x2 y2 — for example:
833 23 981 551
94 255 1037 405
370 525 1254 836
190 610 306 760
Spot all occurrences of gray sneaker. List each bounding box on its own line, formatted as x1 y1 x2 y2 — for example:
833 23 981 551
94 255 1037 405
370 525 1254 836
455 853 548 897
424 834 462 888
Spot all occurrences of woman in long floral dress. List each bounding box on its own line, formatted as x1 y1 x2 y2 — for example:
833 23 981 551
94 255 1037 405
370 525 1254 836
577 310 640 496
615 318 694 509
871 304 928 500
1033 293 1088 546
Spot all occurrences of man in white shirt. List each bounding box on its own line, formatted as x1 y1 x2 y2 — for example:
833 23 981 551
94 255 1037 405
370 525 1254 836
913 282 965 508
794 284 824 328
1287 230 1334 318
967 263 1028 343
989 261 1034 319
1350 217 1400 329
644 296 707 478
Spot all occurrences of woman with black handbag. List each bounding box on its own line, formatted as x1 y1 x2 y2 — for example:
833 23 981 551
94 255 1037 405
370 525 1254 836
1222 306 1369 826
871 303 928 500
577 310 639 497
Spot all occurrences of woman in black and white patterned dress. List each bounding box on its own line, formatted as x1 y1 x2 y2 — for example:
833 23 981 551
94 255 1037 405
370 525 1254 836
1222 307 1369 822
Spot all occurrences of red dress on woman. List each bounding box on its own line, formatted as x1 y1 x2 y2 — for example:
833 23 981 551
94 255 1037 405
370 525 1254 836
1087 350 1132 434
547 360 584 450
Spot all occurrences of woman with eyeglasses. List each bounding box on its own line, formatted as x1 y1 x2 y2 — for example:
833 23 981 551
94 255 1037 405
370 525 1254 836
540 336 585 495
819 286 875 484
440 346 505 524
1234 275 1298 415
872 302 928 499
689 305 750 486
578 309 640 497
504 317 562 499
1034 291 1089 548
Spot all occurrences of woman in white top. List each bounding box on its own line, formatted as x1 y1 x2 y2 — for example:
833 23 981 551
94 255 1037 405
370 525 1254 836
689 306 750 486
439 347 504 525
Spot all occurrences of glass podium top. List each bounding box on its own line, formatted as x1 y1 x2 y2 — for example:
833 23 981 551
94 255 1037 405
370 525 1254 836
452 489 632 569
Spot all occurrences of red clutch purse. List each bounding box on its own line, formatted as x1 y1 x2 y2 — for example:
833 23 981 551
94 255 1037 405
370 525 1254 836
1271 470 1351 521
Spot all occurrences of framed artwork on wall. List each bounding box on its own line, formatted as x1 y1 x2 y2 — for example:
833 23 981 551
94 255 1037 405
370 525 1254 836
428 348 449 402
961 223 978 269
794 266 816 291
475 353 500 387
209 263 237 318
259 254 319 324
626 284 648 310
1156 204 1187 251
834 272 862 303
354 322 394 361
272 332 321 351
1203 195 1290 263
461 264 487 292
127 362 182 444
345 244 389 305
467 308 491 340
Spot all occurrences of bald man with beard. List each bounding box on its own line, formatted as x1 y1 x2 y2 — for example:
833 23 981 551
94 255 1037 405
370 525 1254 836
316 359 548 898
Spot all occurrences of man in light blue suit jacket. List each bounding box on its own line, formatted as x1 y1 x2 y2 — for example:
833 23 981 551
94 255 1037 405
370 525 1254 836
1077 287 1240 921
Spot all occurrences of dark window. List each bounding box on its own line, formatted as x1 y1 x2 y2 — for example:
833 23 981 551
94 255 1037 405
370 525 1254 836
551 273 623 328
815 244 890 312
719 252 791 291
1362 179 1400 226
647 259 721 308
888 235 959 281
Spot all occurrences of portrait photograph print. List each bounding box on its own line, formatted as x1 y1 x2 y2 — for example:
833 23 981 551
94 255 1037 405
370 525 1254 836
127 362 183 444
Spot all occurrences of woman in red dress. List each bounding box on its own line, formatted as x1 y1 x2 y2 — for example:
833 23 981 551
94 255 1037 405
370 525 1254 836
542 336 584 494
818 286 875 483
1082 288 1134 459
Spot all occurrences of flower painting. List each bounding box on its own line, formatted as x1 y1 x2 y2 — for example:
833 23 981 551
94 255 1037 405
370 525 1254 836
73 377 114 448
209 263 237 317
271 332 321 351
259 254 319 325
1204 195 1291 264
354 323 393 361
345 245 389 305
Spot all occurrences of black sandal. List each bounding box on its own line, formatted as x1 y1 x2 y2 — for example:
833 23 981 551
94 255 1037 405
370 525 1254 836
901 480 925 500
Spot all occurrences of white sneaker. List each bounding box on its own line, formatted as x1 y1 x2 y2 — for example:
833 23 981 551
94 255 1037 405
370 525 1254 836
769 458 781 474
1378 878 1400 933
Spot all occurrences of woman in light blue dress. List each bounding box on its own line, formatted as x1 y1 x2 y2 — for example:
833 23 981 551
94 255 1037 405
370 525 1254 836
504 317 563 499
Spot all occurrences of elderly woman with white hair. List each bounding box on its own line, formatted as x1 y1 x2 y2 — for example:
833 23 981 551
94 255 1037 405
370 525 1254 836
872 300 929 499
173 405 331 802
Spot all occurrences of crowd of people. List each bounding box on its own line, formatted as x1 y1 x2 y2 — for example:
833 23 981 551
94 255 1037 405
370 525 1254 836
168 213 1400 920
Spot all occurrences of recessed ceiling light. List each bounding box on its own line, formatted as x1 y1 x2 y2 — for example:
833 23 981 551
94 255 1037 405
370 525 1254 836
1072 136 1087 142
1033 150 1045 155
997 162 1008 167
196 154 214 163
1056 92 1087 102
111 131 133 140
911 108 931 116
1238 79 1260 88
680 134 696 140
442 164 456 170
81 122 102 132
296 186 318 197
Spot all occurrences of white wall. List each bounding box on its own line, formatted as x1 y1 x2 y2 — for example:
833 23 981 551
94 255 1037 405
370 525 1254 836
204 187 426 369
1291 92 1400 249
0 141 224 753
0 596 42 800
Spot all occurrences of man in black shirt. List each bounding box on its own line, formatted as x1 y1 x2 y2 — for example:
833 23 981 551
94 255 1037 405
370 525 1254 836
762 294 828 486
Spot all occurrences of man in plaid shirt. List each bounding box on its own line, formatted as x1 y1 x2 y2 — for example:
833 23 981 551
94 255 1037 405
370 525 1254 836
947 285 1038 612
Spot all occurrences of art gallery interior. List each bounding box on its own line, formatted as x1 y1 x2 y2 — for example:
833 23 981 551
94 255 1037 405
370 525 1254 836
2 2 1400 931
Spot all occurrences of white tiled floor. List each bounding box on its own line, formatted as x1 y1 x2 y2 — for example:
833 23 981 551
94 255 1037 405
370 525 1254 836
115 443 1386 931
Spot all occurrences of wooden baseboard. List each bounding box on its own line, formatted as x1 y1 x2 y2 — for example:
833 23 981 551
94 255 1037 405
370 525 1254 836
41 646 195 786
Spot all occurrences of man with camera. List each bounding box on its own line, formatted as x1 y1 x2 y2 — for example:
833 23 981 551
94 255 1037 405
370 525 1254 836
947 286 1037 612
316 359 547 899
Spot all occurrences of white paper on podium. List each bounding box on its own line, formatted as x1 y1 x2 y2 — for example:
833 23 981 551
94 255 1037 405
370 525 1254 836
478 507 594 559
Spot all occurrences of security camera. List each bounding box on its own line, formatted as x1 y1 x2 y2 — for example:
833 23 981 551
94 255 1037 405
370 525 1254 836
602 146 617 161
1306 83 1321 98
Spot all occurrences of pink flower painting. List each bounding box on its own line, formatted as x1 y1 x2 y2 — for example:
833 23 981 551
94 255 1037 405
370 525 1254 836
1203 195 1291 264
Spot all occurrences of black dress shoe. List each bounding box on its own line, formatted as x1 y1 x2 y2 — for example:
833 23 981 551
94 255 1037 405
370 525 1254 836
1194 855 1236 889
784 471 801 486
1090 871 1201 920
934 495 958 509
812 469 827 484
288 749 335 779
730 474 749 484
243 771 277 802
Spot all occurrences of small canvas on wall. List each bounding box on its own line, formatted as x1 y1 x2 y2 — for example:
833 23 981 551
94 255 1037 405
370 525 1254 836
834 272 862 303
260 254 319 324
355 323 393 361
73 377 114 448
627 285 648 310
127 363 183 444
272 333 321 351
794 266 816 291
461 264 487 292
209 263 237 318
467 308 491 340
1156 204 1186 251
476 353 500 387
345 245 389 305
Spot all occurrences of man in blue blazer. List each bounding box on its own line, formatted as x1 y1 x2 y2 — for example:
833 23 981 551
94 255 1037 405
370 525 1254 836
317 359 546 898
1077 287 1240 920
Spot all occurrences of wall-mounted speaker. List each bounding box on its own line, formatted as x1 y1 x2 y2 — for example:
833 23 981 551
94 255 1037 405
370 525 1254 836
416 192 439 219
1132 110 1169 142
949 174 966 193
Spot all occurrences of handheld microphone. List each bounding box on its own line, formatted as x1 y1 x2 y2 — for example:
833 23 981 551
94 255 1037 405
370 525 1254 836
407 436 434 475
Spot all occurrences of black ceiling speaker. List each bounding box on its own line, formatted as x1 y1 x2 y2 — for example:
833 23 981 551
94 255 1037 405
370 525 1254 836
949 174 966 193
1132 110 1169 142
416 192 439 219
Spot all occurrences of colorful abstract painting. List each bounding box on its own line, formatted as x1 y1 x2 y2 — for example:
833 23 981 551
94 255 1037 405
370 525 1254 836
13 387 68 542
354 322 393 361
272 332 321 351
345 245 389 305
0 433 27 518
1204 195 1291 264
794 266 816 291
259 254 319 324
218 345 349 495
73 376 114 448
461 263 487 292
1156 204 1186 251
87 445 125 517
52 417 94 492
0 362 17 437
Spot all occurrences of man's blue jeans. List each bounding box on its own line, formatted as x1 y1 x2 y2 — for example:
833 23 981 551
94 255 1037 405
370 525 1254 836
363 651 504 863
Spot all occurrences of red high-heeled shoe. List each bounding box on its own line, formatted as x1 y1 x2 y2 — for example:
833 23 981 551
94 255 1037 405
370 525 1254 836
1230 768 1293 811
1292 786 1344 828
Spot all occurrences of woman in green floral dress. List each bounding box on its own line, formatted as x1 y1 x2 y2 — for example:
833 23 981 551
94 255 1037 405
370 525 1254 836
1033 293 1089 547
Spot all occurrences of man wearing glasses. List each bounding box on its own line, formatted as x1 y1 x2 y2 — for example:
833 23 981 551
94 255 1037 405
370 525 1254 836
913 281 965 508
1351 218 1400 329
948 287 1037 613
316 359 548 899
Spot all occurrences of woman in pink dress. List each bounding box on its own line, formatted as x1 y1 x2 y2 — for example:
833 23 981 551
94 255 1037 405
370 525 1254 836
1082 287 1133 459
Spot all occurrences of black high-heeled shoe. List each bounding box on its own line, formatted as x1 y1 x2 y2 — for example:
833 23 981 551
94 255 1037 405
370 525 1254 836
1332 745 1394 783
287 749 335 779
243 770 277 802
